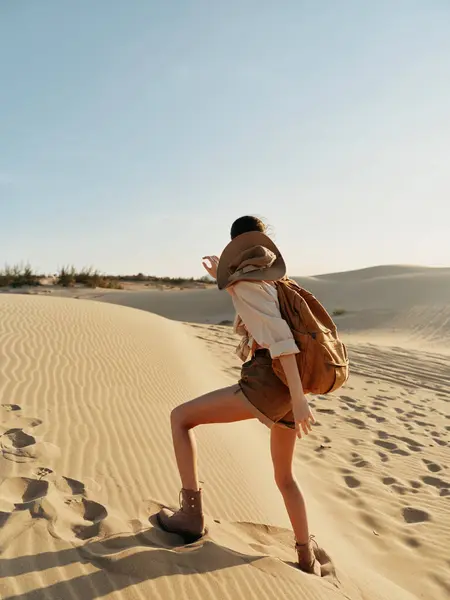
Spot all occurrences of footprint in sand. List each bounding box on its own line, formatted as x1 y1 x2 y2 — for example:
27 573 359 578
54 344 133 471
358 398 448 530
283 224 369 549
367 413 387 424
0 427 59 463
396 436 424 449
382 476 397 485
372 399 388 407
344 417 367 429
339 467 352 475
401 507 430 524
402 536 422 549
433 437 448 447
0 405 108 548
0 404 21 412
54 475 87 495
1 429 37 459
0 477 49 507
374 439 397 450
373 439 410 456
414 420 433 427
0 404 42 431
373 432 412 456
340 396 357 404
421 475 449 491
422 459 442 473
378 451 389 463
406 410 426 419
381 476 407 494
67 497 108 522
350 452 371 468
1 470 108 547
45 495 109 542
410 480 422 489
343 474 361 489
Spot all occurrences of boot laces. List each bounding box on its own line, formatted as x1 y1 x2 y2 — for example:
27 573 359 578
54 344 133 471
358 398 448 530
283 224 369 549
179 490 197 510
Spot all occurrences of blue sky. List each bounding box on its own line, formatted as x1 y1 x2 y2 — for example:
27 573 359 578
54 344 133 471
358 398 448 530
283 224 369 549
1 1 449 277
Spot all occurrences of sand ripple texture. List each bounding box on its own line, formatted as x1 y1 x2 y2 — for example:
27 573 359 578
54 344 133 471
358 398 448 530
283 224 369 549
0 294 445 600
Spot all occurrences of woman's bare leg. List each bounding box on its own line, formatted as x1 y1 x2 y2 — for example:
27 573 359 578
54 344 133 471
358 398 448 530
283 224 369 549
170 384 255 491
271 425 310 545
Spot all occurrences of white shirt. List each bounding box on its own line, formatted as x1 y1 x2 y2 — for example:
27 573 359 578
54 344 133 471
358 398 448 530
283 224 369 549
229 281 299 359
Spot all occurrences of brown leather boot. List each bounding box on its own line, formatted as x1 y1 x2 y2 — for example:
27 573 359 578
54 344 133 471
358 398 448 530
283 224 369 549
296 537 321 576
157 488 205 542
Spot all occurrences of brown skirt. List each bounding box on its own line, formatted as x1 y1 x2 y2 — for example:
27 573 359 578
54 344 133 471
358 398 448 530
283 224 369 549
237 349 295 429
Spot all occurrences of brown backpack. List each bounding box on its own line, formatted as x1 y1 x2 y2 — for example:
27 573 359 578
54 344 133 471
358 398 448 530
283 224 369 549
272 278 349 395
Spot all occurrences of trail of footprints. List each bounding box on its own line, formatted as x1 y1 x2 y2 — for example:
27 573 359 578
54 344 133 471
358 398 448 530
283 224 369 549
0 403 108 549
313 381 450 529
347 343 450 396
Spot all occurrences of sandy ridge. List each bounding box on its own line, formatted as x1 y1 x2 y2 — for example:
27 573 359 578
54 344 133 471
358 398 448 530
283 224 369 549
0 287 448 599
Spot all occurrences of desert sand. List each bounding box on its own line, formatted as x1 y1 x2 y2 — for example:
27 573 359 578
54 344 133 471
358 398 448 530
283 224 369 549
0 265 448 599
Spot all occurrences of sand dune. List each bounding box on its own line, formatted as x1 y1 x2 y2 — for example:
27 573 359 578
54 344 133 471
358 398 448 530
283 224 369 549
0 267 449 599
6 264 449 347
95 265 450 350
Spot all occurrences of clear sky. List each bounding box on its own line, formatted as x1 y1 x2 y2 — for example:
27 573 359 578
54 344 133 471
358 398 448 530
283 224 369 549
1 1 449 277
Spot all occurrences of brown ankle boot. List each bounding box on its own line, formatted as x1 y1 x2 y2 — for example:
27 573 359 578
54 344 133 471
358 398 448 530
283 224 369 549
157 488 205 542
296 537 321 576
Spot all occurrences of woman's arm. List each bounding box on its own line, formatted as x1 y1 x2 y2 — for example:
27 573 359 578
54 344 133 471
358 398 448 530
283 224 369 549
279 354 315 437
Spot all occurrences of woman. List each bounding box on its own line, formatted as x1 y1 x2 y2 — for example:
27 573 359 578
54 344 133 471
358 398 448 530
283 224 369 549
158 216 319 576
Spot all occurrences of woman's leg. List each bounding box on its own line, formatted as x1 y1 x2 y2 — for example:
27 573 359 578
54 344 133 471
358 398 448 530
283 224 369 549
270 425 310 545
170 384 256 491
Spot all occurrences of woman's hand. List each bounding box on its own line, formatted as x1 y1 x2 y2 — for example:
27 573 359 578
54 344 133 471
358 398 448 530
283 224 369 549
202 255 219 280
292 393 316 439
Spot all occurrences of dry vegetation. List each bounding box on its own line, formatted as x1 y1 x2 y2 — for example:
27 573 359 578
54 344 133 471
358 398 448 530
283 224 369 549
0 264 213 290
0 264 41 288
56 266 124 289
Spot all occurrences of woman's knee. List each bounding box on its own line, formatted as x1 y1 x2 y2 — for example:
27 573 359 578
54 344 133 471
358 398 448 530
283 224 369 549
170 404 195 430
274 471 297 493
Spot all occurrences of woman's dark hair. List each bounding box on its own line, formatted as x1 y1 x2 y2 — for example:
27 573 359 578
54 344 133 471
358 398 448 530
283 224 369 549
230 216 266 240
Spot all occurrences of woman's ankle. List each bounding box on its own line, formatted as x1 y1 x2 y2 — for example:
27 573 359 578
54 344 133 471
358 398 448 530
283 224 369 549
181 484 200 492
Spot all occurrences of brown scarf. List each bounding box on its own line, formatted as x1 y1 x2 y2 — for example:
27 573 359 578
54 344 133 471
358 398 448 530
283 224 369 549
228 245 277 278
